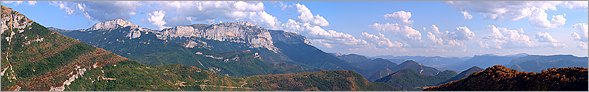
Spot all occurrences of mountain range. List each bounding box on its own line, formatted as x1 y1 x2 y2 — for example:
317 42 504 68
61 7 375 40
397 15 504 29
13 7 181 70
52 18 365 77
0 5 387 91
335 54 459 90
508 55 588 72
376 53 587 72
374 55 468 70
2 5 587 91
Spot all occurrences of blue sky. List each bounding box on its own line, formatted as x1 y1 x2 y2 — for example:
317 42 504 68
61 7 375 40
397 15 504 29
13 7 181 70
2 1 588 57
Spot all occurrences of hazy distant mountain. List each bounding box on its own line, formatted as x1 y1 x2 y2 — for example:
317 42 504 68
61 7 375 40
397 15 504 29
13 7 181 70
439 66 483 84
425 65 588 91
359 60 458 90
391 60 441 76
374 55 469 71
335 54 398 81
446 54 528 71
508 55 588 72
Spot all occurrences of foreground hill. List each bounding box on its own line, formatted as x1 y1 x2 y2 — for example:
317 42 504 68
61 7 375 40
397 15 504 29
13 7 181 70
439 66 483 84
375 69 456 90
424 65 588 91
335 54 398 81
245 70 398 91
1 5 124 90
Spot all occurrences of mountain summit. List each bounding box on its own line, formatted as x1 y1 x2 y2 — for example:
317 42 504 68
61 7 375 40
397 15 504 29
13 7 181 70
88 19 141 31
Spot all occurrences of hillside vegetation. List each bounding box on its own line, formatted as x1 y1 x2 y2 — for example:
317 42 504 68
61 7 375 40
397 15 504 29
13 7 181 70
425 65 588 91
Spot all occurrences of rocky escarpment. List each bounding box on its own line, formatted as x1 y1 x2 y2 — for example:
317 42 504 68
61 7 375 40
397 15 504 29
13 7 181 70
157 22 278 52
85 19 152 39
82 20 280 52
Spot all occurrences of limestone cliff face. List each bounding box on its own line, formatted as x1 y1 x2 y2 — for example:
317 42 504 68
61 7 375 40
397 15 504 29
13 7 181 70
85 19 151 39
83 19 280 52
88 19 139 31
1 5 33 38
157 22 278 52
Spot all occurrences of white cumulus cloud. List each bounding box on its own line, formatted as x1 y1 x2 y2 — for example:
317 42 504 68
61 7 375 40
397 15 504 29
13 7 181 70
572 23 588 49
481 25 534 49
461 11 473 20
50 1 141 21
446 1 578 29
280 3 367 49
572 23 588 40
147 10 167 30
48 1 281 30
295 3 329 26
362 32 404 48
3 1 36 5
562 1 589 9
384 11 413 24
451 26 475 40
371 23 422 40
528 8 566 28
535 32 564 48
154 1 280 29
426 25 475 47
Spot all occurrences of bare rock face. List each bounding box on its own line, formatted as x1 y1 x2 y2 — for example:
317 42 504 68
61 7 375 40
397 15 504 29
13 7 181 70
157 22 279 52
88 19 138 31
79 19 303 53
1 6 33 40
86 19 151 39
1 7 33 30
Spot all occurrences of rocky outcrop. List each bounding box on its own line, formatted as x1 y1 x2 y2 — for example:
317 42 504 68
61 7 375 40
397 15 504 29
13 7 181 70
88 19 139 31
83 20 280 52
157 22 278 52
1 6 33 33
85 19 152 39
